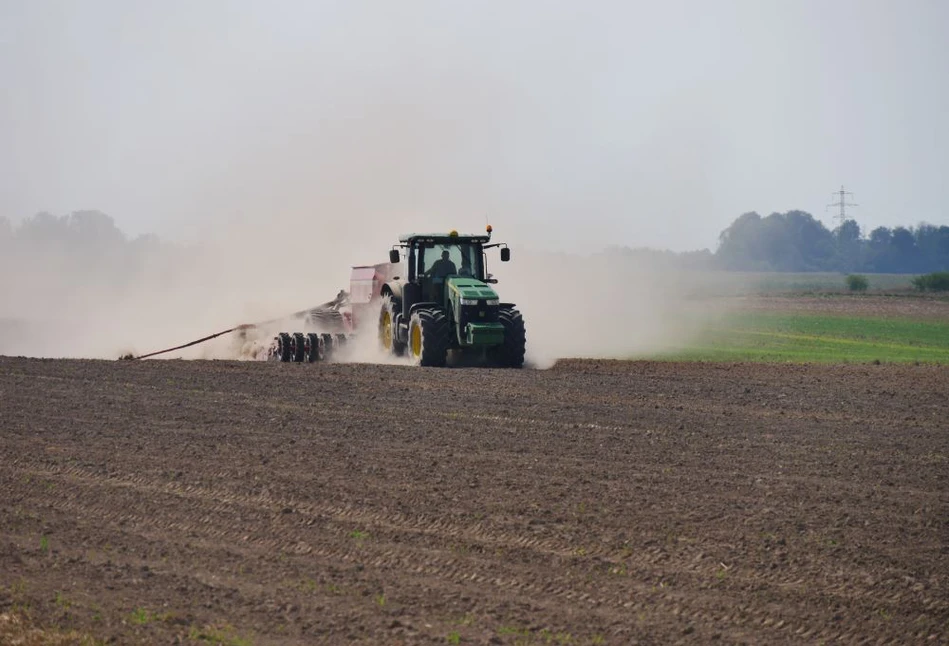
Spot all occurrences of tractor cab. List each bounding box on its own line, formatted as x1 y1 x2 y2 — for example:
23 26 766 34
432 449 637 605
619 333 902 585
412 237 486 301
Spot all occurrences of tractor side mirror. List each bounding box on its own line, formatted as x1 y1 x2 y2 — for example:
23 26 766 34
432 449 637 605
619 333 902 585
389 249 400 264
500 247 511 262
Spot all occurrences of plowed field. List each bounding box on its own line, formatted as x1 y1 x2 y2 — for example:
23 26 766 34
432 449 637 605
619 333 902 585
1 357 946 644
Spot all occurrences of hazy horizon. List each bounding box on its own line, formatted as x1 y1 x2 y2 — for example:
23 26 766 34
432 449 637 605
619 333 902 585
2 0 947 254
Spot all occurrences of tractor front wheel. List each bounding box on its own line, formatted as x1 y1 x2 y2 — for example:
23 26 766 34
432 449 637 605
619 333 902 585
408 308 450 367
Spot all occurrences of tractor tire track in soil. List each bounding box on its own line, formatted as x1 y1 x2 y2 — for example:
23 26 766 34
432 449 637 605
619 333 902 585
0 357 946 644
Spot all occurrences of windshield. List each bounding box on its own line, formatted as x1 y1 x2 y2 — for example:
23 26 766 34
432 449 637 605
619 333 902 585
418 242 482 280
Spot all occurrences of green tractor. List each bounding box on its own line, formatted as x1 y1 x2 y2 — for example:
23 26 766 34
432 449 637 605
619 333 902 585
377 227 526 367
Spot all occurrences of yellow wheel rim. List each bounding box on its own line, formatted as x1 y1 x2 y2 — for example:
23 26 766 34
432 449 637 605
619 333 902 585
411 323 422 357
380 311 392 350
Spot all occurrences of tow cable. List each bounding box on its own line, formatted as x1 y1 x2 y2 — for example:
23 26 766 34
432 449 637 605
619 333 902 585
121 324 256 360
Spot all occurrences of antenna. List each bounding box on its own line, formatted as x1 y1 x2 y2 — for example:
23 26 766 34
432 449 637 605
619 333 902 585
826 185 858 228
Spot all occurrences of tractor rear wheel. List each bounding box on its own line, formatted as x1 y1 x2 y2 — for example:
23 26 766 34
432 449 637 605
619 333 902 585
379 295 405 356
496 306 526 368
408 308 450 367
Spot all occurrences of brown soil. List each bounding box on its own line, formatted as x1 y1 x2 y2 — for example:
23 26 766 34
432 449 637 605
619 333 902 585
1 357 946 644
729 293 949 320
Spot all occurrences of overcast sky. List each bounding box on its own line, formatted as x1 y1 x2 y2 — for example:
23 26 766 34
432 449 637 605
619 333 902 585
1 0 946 252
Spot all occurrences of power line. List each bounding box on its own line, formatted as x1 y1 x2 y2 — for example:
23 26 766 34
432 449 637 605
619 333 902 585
826 185 858 228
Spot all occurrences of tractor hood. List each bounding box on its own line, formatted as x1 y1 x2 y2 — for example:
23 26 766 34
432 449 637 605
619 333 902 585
446 277 499 301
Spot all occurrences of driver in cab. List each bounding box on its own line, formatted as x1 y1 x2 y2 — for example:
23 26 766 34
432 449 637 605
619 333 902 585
425 249 457 299
427 249 457 279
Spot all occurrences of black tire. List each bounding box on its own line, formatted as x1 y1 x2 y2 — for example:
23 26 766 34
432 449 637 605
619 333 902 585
321 333 335 361
407 308 451 367
378 294 405 356
496 306 526 368
273 333 292 362
291 333 307 362
306 332 324 362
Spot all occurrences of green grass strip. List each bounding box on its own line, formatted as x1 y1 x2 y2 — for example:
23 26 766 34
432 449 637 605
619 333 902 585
656 312 949 364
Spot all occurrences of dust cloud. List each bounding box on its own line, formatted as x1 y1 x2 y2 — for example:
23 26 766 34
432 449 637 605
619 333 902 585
501 249 725 368
0 214 724 365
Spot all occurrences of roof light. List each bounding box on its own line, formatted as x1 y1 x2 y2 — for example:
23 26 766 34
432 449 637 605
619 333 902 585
449 229 458 237
486 224 493 233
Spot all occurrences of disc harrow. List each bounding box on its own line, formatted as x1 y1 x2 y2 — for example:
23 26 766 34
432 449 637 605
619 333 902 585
269 332 350 362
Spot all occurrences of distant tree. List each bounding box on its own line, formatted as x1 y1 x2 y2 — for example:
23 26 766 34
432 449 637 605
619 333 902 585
781 210 835 270
890 227 918 272
845 274 869 291
759 214 803 271
677 248 715 270
16 211 70 245
716 212 768 270
866 227 893 272
716 210 834 271
835 219 861 244
935 226 949 270
67 210 126 249
915 224 949 272
868 226 892 248
833 219 862 272
0 216 11 244
14 210 126 250
912 272 949 291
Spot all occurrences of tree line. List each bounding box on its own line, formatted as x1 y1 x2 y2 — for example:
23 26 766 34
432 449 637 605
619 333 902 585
714 210 949 273
0 210 161 255
0 211 177 310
